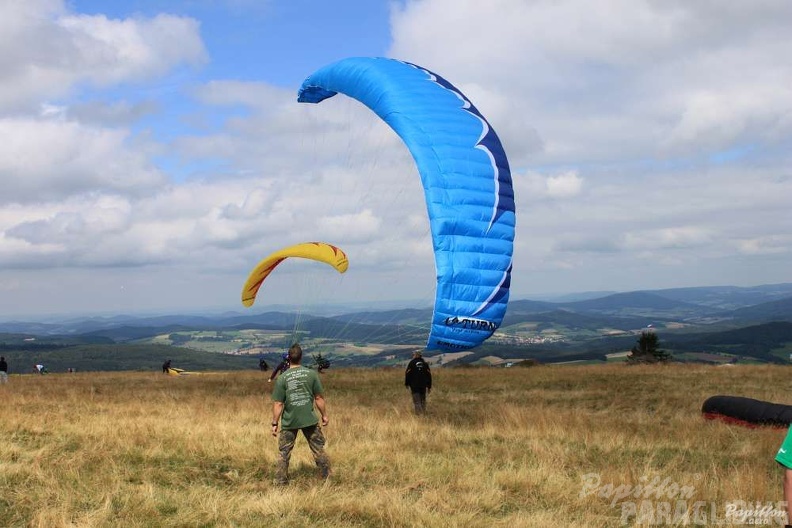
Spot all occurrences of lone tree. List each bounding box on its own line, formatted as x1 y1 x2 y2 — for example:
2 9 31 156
627 330 672 364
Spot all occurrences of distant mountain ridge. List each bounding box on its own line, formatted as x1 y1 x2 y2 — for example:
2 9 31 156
723 297 792 322
501 309 656 331
645 283 792 309
2 284 791 370
0 283 789 340
558 291 704 312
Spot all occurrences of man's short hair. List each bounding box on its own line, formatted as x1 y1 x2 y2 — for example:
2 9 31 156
288 343 303 364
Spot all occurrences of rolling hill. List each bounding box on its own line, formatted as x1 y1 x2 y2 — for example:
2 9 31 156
1 283 791 371
722 297 792 322
558 291 708 313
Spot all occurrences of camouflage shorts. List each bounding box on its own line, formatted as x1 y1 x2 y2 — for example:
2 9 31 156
276 424 330 484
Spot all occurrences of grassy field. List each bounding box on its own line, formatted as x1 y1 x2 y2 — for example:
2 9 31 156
1 364 790 527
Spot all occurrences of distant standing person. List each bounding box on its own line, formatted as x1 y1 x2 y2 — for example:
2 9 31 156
0 356 8 383
259 357 269 372
268 353 289 383
162 359 172 374
270 343 330 485
405 350 432 415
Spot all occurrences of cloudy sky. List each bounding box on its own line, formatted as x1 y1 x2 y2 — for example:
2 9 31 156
0 0 790 319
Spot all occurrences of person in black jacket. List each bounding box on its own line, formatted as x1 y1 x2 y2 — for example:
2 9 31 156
405 350 432 415
0 356 8 383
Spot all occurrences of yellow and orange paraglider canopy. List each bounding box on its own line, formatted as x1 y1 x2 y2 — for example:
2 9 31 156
241 242 349 307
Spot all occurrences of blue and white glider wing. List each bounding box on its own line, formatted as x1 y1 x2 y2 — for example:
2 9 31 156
298 57 515 351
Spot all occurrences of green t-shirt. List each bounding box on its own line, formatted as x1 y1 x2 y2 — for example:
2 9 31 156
271 366 324 429
776 426 792 468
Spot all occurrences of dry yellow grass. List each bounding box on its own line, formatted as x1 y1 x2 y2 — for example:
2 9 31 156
1 364 790 527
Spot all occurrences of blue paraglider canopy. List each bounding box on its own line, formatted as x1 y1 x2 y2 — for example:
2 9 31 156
298 57 516 351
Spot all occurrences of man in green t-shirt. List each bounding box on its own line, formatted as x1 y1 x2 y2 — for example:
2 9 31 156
775 427 792 527
271 343 330 485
